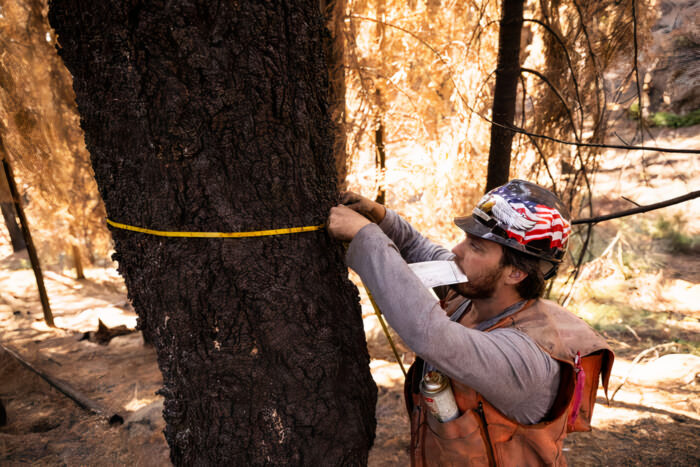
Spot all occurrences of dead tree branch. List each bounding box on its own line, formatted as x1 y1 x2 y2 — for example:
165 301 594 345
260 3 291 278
520 67 580 141
572 190 700 225
0 343 123 425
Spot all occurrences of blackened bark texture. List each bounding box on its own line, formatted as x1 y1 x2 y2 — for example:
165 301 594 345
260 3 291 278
49 1 376 465
0 201 24 251
0 185 26 253
485 0 524 192
0 147 26 252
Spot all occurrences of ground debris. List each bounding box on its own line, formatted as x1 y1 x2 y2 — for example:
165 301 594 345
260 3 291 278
81 318 136 345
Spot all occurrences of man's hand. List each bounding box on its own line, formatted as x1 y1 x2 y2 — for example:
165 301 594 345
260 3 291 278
340 191 386 224
328 205 372 242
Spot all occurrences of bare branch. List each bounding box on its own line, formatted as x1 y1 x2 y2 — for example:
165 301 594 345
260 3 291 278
631 0 644 143
610 342 687 402
572 190 700 225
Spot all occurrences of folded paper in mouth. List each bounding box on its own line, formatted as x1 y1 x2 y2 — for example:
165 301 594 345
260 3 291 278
408 261 468 289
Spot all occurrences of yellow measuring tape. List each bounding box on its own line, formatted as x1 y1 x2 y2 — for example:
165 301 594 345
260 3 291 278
106 218 324 238
108 217 407 377
365 288 408 377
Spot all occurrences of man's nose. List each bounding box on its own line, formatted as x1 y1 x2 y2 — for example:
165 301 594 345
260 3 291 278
451 239 466 258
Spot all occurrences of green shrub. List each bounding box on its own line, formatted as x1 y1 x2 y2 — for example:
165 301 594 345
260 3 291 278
651 109 700 128
628 102 641 120
627 104 700 128
651 214 699 254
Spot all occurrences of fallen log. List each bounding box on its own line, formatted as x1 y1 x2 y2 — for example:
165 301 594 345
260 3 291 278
0 343 123 425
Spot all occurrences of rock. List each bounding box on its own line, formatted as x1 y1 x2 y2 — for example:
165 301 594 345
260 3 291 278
644 0 700 114
629 353 700 387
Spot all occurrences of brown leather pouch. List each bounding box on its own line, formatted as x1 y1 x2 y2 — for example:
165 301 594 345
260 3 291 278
418 405 491 467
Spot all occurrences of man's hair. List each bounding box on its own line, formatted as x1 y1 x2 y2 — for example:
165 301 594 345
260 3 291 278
499 246 547 299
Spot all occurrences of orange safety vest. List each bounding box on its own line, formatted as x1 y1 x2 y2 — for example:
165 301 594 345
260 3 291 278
405 295 614 466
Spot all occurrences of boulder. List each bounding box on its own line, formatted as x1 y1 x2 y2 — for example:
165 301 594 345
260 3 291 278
644 0 699 114
629 353 700 387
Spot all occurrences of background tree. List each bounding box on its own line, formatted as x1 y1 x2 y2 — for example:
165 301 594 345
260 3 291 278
0 166 26 252
0 0 109 269
485 0 524 192
49 0 376 465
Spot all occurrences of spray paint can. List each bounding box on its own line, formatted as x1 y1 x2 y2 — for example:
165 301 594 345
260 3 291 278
420 370 459 422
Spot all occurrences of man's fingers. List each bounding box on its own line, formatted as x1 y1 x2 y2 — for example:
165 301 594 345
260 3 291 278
327 205 349 236
327 204 371 242
340 191 361 205
327 206 339 231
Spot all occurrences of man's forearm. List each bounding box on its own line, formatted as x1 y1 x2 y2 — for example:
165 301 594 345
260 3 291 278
377 209 454 264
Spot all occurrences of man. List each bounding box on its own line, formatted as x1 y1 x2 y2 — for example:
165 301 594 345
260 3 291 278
328 179 613 466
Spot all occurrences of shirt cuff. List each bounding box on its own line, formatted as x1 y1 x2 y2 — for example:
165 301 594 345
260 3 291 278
377 208 398 235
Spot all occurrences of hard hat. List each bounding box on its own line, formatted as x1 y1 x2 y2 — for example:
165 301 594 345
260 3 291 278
454 180 571 279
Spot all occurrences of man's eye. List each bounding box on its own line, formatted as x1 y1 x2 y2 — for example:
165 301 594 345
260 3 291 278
469 240 480 251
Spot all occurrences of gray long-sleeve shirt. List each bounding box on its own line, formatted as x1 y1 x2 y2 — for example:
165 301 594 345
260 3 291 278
346 209 560 424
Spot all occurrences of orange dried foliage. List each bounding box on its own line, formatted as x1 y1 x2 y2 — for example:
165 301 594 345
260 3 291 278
344 0 501 247
343 0 650 255
0 0 111 266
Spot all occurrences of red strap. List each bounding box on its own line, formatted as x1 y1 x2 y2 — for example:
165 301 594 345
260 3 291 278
567 351 585 430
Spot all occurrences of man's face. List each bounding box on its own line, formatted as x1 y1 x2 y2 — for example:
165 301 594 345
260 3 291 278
450 233 505 299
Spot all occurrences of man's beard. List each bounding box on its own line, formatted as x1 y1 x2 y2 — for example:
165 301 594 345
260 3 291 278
452 265 503 300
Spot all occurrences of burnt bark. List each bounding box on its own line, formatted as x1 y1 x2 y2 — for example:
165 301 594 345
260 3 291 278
485 0 525 192
0 202 26 252
49 1 376 465
0 159 26 252
71 243 85 280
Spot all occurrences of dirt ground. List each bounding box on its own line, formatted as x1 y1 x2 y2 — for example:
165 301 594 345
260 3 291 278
0 249 698 466
1 125 699 465
0 266 168 466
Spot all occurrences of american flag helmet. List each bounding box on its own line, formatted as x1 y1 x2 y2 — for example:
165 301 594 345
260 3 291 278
454 180 571 279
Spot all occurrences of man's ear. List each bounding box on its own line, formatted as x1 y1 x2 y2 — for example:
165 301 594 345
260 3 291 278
504 266 528 286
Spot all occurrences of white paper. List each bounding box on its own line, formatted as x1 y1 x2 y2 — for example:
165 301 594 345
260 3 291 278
408 261 468 289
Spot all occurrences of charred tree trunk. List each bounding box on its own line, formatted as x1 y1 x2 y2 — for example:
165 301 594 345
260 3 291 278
485 0 524 192
1 156 53 327
0 159 26 252
49 1 376 465
374 119 386 205
71 244 85 280
0 202 26 252
374 90 387 205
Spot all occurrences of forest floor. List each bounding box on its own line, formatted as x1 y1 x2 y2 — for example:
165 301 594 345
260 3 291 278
0 123 699 466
